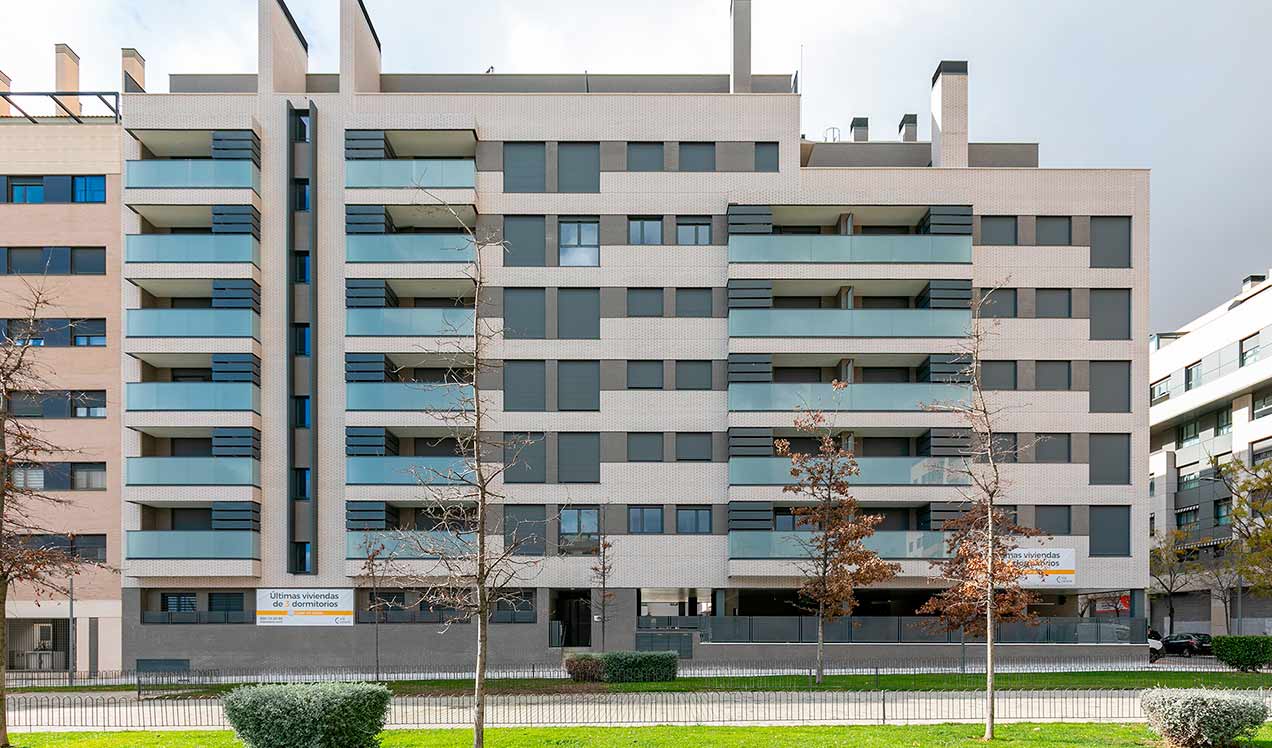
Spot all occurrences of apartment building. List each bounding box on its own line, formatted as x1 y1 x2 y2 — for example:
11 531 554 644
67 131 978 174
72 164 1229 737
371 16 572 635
117 0 1148 670
1148 272 1272 635
0 47 130 672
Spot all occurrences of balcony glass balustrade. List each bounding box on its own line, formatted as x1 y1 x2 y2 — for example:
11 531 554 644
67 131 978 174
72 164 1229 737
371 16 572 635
127 309 259 339
126 159 260 191
345 456 470 485
729 234 972 264
345 530 475 559
126 530 260 559
127 382 259 412
729 308 970 338
345 382 472 411
728 382 969 411
345 308 475 337
346 233 475 263
729 456 965 486
125 234 259 265
729 530 949 559
345 159 476 188
126 456 260 486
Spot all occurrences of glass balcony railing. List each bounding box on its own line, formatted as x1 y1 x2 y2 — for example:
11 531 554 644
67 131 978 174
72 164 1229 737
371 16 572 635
126 159 260 191
126 457 260 486
345 159 477 188
729 530 949 560
346 382 473 411
698 616 1148 644
729 456 967 486
126 530 260 560
728 234 972 264
125 234 259 265
346 233 476 263
345 456 470 485
346 308 474 337
728 382 970 411
729 309 970 338
127 309 260 339
345 530 475 559
127 382 259 412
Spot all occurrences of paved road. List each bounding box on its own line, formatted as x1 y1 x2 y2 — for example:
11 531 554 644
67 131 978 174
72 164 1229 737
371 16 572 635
15 688 1271 732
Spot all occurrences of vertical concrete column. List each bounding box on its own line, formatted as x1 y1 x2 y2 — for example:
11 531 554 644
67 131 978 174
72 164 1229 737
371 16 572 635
930 61 968 167
730 0 752 93
898 114 918 142
54 44 80 116
340 0 382 93
836 285 853 309
0 70 9 117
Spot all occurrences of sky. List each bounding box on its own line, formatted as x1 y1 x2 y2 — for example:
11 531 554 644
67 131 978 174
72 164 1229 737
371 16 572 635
2 0 1269 331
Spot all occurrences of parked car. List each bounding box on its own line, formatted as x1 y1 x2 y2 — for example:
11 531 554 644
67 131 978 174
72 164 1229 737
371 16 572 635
1161 633 1210 657
1148 632 1164 663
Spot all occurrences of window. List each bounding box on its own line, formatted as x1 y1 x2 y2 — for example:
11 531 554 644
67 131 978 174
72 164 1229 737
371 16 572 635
1176 419 1200 447
1035 289 1072 319
627 432 664 462
504 432 546 483
1035 505 1071 535
1215 407 1233 436
1215 499 1233 526
1178 471 1200 490
558 288 601 340
557 360 600 411
291 542 312 573
291 324 310 356
1150 378 1170 404
627 288 664 317
980 216 1017 245
628 217 663 245
559 218 600 266
1090 216 1131 268
72 319 106 347
292 467 311 499
1089 505 1131 556
1184 362 1201 391
981 361 1017 390
755 142 779 172
12 466 44 490
559 506 600 555
71 463 106 491
504 216 546 267
1255 389 1272 420
7 248 46 274
773 508 799 531
675 432 712 462
293 113 311 143
1035 216 1072 246
679 142 716 172
9 178 44 203
293 252 311 283
503 142 546 193
979 288 1017 318
1175 508 1199 531
492 590 535 623
160 593 196 613
676 216 712 245
208 592 245 613
628 506 664 534
675 288 713 318
1035 433 1071 463
675 360 712 390
1035 361 1071 391
68 248 105 275
1240 334 1262 367
676 506 712 534
72 176 106 203
1089 289 1131 340
627 142 664 172
1090 361 1131 413
1089 433 1131 485
504 505 546 556
292 396 311 428
503 288 546 339
75 391 107 418
557 433 600 483
10 392 42 417
627 360 664 390
503 361 546 412
557 142 600 193
1149 512 1156 536
292 179 311 211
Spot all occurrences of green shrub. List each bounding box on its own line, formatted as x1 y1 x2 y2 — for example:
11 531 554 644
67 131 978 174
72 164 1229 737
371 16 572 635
223 682 392 748
1142 688 1268 747
1212 636 1272 672
599 651 678 683
564 654 604 682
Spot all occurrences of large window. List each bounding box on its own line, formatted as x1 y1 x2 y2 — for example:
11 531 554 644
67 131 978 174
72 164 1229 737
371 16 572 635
1215 499 1232 527
71 463 107 490
1089 433 1131 485
627 360 664 390
628 506 664 534
503 361 546 412
676 506 712 534
1175 508 1199 531
1090 216 1131 268
981 361 1017 390
1035 289 1072 319
160 592 196 613
557 433 600 483
504 216 546 267
503 288 546 339
557 361 600 411
1089 505 1131 557
979 289 1017 318
627 432 664 462
1035 433 1071 463
675 360 712 390
72 176 106 203
1035 361 1071 391
504 432 546 483
1150 378 1170 404
1035 216 1072 246
559 506 600 554
12 466 44 490
503 142 546 193
559 218 600 266
627 288 664 317
675 288 713 318
1035 505 1071 535
1241 334 1262 367
72 319 106 347
675 432 712 462
558 288 601 340
9 178 44 203
1255 389 1272 421
557 142 600 193
676 216 712 245
1215 407 1233 436
504 505 546 556
1176 419 1200 448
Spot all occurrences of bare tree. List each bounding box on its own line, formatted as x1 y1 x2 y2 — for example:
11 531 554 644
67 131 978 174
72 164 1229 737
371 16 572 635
590 529 616 652
1148 528 1193 634
918 292 1042 741
774 387 899 684
0 285 107 747
356 537 390 681
1211 453 1272 599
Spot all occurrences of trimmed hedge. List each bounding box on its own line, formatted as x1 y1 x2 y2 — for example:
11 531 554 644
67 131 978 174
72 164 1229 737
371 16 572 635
1142 688 1268 747
564 654 604 683
223 682 392 748
599 651 677 683
1212 636 1272 672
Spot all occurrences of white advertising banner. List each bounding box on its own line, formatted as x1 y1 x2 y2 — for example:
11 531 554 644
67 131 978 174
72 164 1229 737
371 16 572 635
1008 548 1076 588
255 589 355 626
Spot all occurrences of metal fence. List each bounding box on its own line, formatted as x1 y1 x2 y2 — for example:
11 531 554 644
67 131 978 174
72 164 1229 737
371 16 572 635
7 688 1272 730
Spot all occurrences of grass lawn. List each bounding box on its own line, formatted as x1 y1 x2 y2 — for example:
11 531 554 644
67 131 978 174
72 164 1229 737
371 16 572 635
12 724 1272 747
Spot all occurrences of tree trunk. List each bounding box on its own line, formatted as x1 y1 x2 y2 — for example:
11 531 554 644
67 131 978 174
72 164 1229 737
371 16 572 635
816 604 825 686
0 584 8 747
473 592 487 748
985 512 995 741
1167 594 1175 635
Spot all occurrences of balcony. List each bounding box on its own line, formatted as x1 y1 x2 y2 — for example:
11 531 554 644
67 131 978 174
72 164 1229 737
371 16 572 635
126 530 260 560
346 383 472 411
729 530 949 560
728 382 969 411
345 159 476 189
346 530 475 559
126 457 260 486
346 308 474 337
126 309 260 339
728 456 966 486
127 382 259 412
126 234 259 265
346 234 475 263
345 456 469 486
728 309 970 338
125 160 260 192
729 234 972 264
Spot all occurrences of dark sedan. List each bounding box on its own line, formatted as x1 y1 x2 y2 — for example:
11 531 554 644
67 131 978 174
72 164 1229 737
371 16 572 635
1161 633 1212 656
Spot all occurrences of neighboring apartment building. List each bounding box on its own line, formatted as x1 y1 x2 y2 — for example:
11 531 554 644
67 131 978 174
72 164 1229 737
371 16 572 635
1148 272 1272 635
117 0 1148 670
0 47 129 672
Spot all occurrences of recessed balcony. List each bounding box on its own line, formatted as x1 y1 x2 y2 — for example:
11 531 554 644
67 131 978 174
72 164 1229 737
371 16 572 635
126 309 260 339
125 234 259 265
728 456 966 486
126 456 260 486
127 382 259 412
345 159 476 189
126 160 260 192
345 383 472 412
729 234 971 264
345 456 470 486
345 308 474 337
126 530 260 560
728 309 970 338
727 382 969 411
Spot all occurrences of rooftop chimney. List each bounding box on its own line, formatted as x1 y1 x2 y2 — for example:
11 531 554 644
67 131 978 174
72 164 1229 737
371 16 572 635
1243 273 1268 293
930 60 968 167
121 48 146 92
850 117 868 142
0 70 10 117
54 43 81 116
898 113 917 142
731 0 752 93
